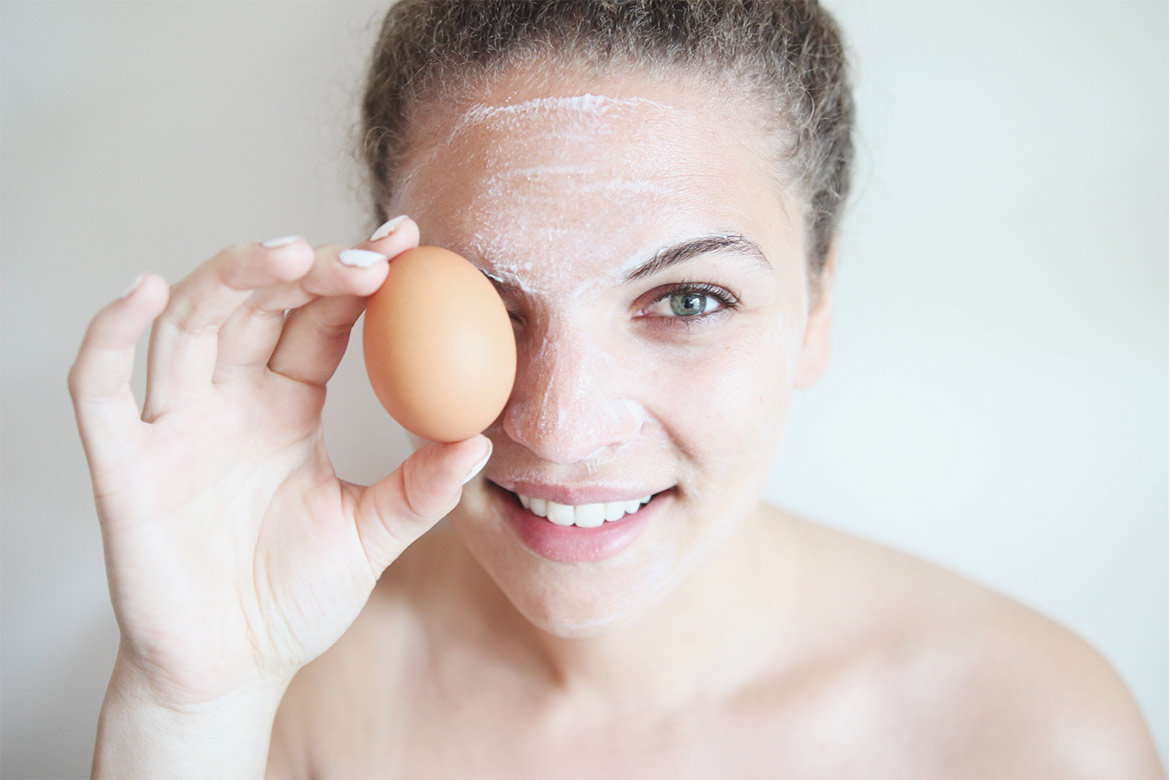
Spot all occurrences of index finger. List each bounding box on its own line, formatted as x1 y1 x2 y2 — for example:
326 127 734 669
247 214 421 315
263 216 421 386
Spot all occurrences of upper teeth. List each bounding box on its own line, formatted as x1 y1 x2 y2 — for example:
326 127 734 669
516 493 654 528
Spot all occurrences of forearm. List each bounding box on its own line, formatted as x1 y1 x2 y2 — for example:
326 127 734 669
92 659 287 779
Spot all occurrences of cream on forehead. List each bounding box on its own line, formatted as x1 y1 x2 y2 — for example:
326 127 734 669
483 164 673 195
398 88 785 301
455 93 673 127
408 92 682 188
404 94 697 293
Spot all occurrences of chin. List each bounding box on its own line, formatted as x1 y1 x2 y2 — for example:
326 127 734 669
457 513 685 639
507 568 683 640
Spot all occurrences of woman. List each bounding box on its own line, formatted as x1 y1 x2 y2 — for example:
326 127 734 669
69 1 1163 776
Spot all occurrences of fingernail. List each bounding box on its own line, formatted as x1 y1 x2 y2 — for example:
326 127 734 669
120 273 145 299
369 215 408 242
462 440 493 485
338 249 388 268
261 235 301 249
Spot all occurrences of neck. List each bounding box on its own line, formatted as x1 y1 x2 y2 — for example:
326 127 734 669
447 502 802 717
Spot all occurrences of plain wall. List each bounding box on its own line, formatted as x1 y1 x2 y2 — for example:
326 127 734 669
1 1 1165 777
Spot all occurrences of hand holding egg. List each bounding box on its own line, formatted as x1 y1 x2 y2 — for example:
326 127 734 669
363 246 517 442
67 222 499 723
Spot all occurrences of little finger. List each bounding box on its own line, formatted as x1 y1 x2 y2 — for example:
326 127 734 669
68 274 169 466
144 238 314 416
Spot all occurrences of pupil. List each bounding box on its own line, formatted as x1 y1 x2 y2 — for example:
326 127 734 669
671 292 705 317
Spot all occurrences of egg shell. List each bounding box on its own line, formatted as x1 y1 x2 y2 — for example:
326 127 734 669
362 246 516 443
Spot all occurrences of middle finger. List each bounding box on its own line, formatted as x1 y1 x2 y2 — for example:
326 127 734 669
212 243 386 379
213 217 416 381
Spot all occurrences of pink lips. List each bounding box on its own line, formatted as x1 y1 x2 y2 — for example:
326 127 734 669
489 482 668 563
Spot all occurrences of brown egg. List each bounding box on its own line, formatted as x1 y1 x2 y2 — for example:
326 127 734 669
362 246 516 443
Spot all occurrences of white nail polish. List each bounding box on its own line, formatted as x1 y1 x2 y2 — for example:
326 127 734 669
120 273 145 299
369 215 408 242
339 249 388 268
261 235 300 249
462 443 493 485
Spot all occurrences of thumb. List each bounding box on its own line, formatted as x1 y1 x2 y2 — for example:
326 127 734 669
354 434 492 574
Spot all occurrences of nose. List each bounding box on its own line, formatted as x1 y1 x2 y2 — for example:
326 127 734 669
502 330 645 465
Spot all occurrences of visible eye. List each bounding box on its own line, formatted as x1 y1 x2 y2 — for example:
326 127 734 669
640 283 739 325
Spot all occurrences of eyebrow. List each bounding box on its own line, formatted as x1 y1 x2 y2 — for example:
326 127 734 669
479 233 773 299
622 234 773 283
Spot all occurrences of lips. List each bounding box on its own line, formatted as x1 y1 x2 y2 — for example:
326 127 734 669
486 481 672 563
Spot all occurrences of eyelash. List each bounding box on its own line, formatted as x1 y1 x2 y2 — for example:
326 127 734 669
504 282 741 331
644 282 740 328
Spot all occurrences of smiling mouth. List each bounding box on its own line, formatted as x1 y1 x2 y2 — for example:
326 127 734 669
498 487 671 528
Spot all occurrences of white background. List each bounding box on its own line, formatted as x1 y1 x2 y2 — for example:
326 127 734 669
1 1 1165 776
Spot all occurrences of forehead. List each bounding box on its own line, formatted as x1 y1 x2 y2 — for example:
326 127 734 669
393 70 796 287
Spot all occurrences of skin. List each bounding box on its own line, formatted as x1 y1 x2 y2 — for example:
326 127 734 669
263 67 1164 777
68 58 1163 777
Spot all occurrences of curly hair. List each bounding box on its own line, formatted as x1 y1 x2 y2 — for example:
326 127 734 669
361 0 854 281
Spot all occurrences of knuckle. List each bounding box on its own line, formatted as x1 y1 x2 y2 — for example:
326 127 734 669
66 360 85 398
399 452 455 525
223 242 253 259
267 247 314 282
361 467 423 570
156 308 215 338
312 245 350 273
206 243 259 280
67 326 103 398
291 307 351 341
399 456 431 523
240 294 289 322
200 244 253 282
314 244 348 257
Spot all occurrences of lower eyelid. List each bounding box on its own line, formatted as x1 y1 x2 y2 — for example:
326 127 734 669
657 307 733 333
638 304 733 334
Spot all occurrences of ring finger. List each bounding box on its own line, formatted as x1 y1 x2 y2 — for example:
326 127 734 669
144 239 315 418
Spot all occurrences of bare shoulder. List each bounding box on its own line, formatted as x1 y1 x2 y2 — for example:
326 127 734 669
776 509 1165 778
267 526 444 778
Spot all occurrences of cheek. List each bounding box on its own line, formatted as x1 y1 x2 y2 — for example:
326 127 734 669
643 321 794 466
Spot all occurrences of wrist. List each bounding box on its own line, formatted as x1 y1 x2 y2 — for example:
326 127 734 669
94 655 290 778
109 647 291 715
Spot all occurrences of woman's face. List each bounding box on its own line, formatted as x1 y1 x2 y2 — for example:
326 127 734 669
391 66 831 637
